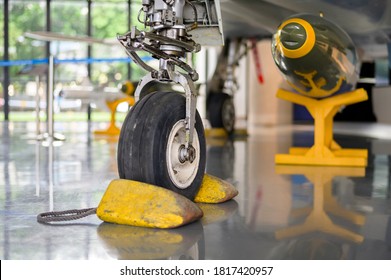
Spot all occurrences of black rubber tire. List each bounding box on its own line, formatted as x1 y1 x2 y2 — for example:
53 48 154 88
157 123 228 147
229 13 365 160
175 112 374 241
118 91 206 200
207 92 235 134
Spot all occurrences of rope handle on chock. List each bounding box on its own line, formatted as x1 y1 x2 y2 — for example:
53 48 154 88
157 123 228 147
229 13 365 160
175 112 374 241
37 208 97 224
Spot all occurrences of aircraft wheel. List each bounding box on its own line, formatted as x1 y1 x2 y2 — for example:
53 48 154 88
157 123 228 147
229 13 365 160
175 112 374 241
118 91 206 200
207 93 235 134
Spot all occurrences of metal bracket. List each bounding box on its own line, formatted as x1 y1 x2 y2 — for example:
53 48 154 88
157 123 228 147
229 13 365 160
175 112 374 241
134 72 155 102
134 67 197 147
117 27 200 81
170 71 197 147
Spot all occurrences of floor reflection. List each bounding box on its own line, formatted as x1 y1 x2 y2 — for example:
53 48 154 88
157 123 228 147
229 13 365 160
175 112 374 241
199 200 239 226
97 221 205 260
1 122 391 259
269 237 353 259
275 166 366 243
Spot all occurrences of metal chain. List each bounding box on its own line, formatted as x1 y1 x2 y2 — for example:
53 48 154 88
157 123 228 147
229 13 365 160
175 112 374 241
37 208 97 224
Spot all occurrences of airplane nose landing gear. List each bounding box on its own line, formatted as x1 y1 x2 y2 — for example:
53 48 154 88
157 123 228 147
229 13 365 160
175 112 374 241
114 0 238 227
116 0 212 199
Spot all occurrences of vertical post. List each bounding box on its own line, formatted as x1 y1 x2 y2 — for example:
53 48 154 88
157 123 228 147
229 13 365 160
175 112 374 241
312 107 325 157
35 75 41 135
35 141 40 197
48 142 54 211
2 122 10 260
87 0 92 79
127 0 132 81
45 0 51 121
205 47 209 111
47 55 54 138
46 0 51 56
324 107 339 149
3 0 10 121
40 55 65 142
87 0 92 122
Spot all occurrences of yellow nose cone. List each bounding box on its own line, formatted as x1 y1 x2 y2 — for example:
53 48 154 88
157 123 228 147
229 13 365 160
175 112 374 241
276 18 315 59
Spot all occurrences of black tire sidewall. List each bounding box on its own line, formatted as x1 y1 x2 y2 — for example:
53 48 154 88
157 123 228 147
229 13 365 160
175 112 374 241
118 91 206 200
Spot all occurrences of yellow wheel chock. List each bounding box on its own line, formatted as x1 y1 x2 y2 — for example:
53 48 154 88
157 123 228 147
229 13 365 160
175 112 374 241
194 174 238 203
97 179 203 229
38 173 238 229
96 174 238 229
275 88 368 167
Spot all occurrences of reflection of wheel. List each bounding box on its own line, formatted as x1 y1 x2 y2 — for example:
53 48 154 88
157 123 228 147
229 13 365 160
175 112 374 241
207 92 235 134
118 91 206 200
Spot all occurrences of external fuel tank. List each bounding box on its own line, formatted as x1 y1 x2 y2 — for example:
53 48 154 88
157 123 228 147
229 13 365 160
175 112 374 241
272 14 359 98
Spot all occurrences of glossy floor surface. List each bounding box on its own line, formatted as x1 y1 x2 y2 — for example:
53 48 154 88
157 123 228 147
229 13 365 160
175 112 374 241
1 121 391 260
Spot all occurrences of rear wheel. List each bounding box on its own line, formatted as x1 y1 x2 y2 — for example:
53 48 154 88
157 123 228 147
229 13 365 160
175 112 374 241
118 91 206 200
207 92 235 134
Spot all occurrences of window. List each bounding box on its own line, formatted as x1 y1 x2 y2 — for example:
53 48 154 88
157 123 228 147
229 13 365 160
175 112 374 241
8 0 46 108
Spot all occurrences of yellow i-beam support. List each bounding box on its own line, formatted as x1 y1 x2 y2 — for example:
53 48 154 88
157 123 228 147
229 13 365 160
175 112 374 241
275 165 366 243
94 96 135 136
275 88 368 167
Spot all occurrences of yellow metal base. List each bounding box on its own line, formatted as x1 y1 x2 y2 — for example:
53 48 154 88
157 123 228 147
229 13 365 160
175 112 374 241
275 88 368 167
94 123 121 136
97 174 238 228
94 96 135 136
275 165 366 243
275 146 368 167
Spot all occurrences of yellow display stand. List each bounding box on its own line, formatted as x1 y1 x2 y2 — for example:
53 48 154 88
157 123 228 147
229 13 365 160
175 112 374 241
275 165 366 243
94 96 135 136
275 88 368 167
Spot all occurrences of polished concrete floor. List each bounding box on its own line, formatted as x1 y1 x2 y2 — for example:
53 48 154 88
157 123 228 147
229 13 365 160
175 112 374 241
1 120 391 260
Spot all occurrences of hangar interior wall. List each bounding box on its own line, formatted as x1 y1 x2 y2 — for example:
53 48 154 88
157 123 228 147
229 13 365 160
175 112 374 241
247 40 292 131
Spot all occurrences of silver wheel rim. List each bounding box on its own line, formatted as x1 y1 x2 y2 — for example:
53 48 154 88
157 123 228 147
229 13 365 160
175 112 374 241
166 120 200 189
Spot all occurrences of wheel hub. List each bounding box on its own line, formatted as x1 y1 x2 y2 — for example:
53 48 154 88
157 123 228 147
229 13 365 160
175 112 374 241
166 120 200 189
178 144 197 164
